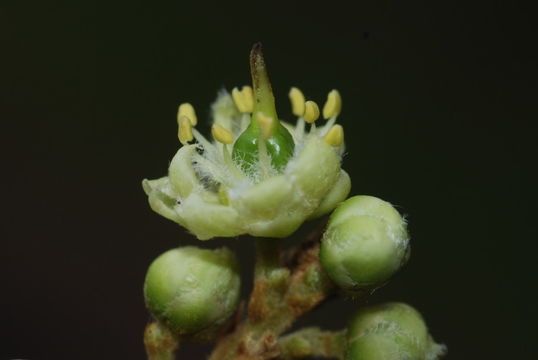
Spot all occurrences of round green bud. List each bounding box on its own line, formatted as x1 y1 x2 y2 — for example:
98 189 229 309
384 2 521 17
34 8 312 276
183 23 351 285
144 246 241 338
320 195 410 293
346 302 445 360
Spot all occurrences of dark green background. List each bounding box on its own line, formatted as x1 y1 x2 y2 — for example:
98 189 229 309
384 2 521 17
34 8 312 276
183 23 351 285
2 0 536 359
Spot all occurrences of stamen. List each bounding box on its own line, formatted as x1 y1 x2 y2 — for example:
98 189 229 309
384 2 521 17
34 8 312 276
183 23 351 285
256 112 275 140
232 86 255 113
178 103 197 126
193 153 231 187
255 112 275 179
289 87 305 117
320 117 337 137
232 87 249 113
240 113 250 132
240 86 254 112
295 118 305 140
198 123 245 183
324 124 344 147
211 124 234 144
322 89 342 119
192 128 214 152
177 115 193 145
221 144 247 181
304 101 320 124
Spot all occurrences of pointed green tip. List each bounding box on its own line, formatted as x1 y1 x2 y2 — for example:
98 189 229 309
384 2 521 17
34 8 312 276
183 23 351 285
232 44 295 175
249 43 278 120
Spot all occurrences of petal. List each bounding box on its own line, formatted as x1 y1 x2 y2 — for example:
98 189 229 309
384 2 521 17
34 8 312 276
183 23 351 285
287 135 341 205
237 175 306 237
142 178 185 225
247 210 306 238
235 175 294 218
175 194 242 240
308 170 351 219
168 145 200 198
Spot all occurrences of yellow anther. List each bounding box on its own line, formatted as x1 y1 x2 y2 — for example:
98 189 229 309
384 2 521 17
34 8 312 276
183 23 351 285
256 112 275 140
177 115 193 145
324 124 344 147
289 87 306 117
241 85 254 112
178 103 197 126
211 124 234 144
303 100 320 124
232 87 247 112
322 89 342 119
232 86 254 113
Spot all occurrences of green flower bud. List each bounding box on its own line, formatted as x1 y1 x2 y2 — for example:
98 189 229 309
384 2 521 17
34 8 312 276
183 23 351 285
346 302 446 360
320 195 410 293
144 246 241 339
232 43 295 173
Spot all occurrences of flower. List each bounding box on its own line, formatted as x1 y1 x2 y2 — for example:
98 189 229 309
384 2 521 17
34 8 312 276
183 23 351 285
142 44 351 240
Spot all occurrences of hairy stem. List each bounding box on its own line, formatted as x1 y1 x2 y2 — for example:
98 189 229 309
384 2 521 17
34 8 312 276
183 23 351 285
144 322 179 360
249 238 289 323
254 238 282 280
209 227 336 360
278 327 347 359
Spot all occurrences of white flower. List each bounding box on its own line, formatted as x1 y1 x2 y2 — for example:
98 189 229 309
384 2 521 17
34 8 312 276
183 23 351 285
143 45 350 240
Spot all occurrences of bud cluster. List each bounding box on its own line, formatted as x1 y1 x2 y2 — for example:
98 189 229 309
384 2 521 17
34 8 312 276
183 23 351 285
141 44 445 360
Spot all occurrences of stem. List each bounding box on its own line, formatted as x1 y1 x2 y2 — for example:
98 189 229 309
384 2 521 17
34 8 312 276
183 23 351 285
144 322 179 360
282 242 336 327
209 229 337 360
254 238 282 279
278 327 347 359
249 237 289 323
209 238 288 360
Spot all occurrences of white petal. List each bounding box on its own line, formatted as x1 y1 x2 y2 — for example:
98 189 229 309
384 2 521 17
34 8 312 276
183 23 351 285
287 135 341 204
308 170 351 219
168 145 200 199
175 193 242 240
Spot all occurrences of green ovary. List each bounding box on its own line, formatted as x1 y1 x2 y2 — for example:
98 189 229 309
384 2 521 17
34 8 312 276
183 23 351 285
232 121 294 172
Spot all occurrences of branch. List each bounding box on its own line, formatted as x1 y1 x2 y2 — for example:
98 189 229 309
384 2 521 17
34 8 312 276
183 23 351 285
249 238 290 323
278 327 346 359
144 322 179 360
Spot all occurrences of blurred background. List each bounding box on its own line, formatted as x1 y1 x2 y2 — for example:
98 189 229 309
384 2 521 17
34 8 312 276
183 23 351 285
2 0 536 359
